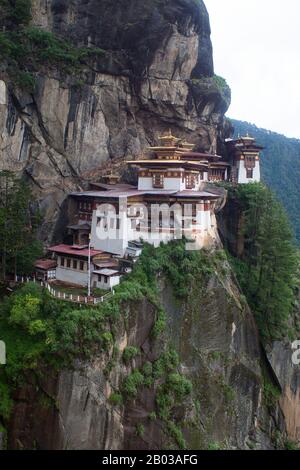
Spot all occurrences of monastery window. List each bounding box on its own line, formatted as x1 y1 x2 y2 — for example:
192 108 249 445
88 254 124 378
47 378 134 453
67 258 71 268
153 173 164 188
80 261 84 271
186 173 195 189
60 257 65 267
73 260 77 270
246 168 253 179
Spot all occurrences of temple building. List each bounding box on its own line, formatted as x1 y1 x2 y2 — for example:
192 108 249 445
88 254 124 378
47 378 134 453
48 244 121 290
226 134 264 184
42 131 263 290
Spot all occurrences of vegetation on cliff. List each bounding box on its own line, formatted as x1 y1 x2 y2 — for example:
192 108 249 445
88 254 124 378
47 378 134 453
0 0 105 91
231 119 300 245
223 183 300 342
0 241 223 449
0 171 43 279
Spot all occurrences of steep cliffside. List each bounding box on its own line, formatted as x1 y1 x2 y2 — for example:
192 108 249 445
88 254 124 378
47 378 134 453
1 1 298 452
6 247 285 450
0 0 230 242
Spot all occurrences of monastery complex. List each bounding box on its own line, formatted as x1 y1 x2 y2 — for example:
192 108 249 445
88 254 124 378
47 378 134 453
34 132 264 293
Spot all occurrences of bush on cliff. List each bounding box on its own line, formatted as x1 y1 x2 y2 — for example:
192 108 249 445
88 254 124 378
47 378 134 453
0 0 105 91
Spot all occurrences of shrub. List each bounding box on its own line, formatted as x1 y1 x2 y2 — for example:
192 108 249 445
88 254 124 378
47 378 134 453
166 373 193 399
109 393 123 406
122 370 144 398
285 440 299 450
166 421 186 450
142 361 153 377
207 441 222 450
0 382 13 421
148 411 157 421
122 346 139 364
101 332 114 351
135 424 145 438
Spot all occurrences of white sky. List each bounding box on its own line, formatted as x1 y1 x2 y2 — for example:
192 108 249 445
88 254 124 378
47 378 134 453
205 0 300 138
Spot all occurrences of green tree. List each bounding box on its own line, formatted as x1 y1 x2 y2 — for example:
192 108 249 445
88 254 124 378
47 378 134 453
228 183 299 341
0 171 42 279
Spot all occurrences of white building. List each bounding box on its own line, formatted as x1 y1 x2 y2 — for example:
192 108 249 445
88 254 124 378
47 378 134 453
42 131 264 289
226 135 263 184
48 244 121 290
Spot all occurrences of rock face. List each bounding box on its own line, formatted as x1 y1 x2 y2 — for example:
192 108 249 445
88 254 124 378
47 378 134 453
8 266 285 450
268 340 300 443
0 0 230 242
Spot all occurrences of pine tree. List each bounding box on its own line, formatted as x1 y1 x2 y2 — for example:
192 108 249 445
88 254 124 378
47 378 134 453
229 183 299 341
0 171 42 279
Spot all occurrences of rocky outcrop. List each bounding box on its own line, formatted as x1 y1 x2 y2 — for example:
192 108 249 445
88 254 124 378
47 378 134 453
0 0 230 242
268 341 300 444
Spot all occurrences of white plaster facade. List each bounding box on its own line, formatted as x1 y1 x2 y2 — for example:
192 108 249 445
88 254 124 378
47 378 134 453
237 160 261 184
56 265 89 286
92 271 121 290
55 255 89 286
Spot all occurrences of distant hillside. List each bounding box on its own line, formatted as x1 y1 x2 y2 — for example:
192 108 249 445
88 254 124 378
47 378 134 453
230 119 300 244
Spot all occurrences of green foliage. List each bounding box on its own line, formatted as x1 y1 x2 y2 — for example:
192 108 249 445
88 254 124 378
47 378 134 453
0 240 206 444
285 440 300 450
0 1 105 90
135 423 145 438
9 294 42 333
166 421 186 450
263 381 281 409
207 441 222 450
0 171 43 278
14 69 36 92
148 411 157 421
232 119 300 245
0 382 13 421
0 0 32 26
226 183 299 341
122 346 140 364
153 349 179 379
212 74 228 90
108 393 123 406
166 373 193 399
101 332 113 351
122 369 145 398
156 371 192 421
151 309 167 338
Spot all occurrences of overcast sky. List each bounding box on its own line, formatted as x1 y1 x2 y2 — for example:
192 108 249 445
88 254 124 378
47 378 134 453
205 0 300 138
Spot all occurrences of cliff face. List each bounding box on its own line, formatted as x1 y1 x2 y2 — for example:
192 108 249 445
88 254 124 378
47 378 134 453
0 0 230 242
8 261 285 450
218 191 300 448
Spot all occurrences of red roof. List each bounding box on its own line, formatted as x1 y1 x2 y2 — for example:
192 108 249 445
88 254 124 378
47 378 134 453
34 259 57 270
48 244 104 258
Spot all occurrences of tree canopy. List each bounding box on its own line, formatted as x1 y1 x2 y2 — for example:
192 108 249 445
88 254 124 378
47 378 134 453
0 170 43 279
226 183 300 341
